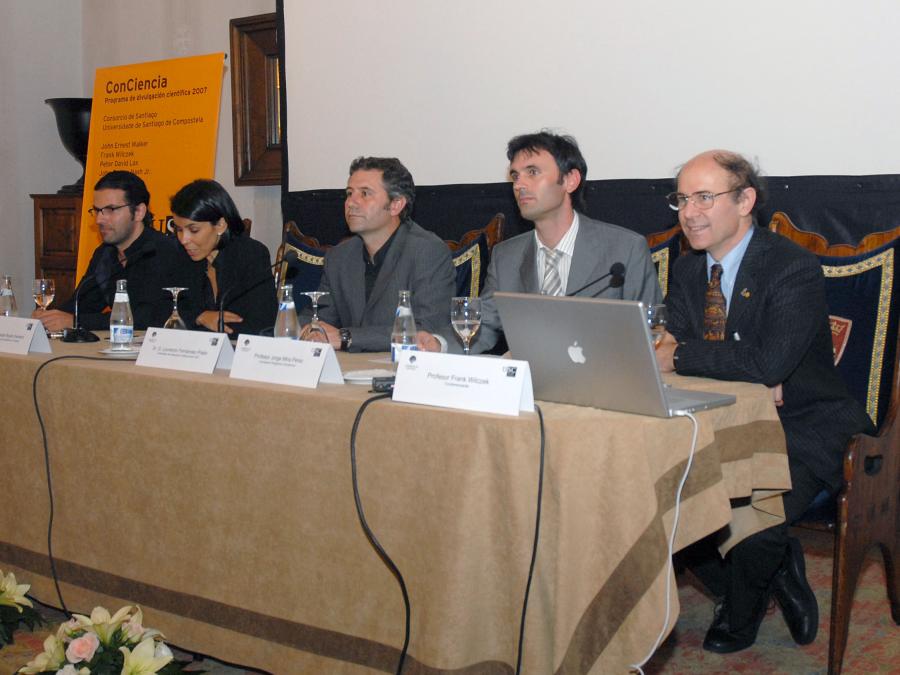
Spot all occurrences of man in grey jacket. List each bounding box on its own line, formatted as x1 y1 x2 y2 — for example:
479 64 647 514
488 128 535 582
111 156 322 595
302 156 456 352
421 130 661 354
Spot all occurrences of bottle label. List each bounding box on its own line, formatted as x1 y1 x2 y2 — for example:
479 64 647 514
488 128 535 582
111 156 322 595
114 292 129 303
0 289 12 296
110 325 134 344
391 342 417 363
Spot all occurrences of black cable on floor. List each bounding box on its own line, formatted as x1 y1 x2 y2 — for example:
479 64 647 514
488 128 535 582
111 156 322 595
32 354 111 615
515 403 546 675
349 392 409 674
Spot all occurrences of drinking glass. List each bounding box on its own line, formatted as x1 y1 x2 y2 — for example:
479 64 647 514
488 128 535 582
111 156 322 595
646 303 668 347
33 278 55 311
450 296 482 355
162 287 188 330
300 291 330 342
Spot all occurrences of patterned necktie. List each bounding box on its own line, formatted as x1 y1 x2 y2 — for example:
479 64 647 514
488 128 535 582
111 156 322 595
704 263 727 341
541 248 563 296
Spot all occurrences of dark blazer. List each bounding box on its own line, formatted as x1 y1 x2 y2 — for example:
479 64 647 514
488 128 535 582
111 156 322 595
182 234 277 336
308 220 456 352
468 213 662 354
666 226 873 488
60 227 194 331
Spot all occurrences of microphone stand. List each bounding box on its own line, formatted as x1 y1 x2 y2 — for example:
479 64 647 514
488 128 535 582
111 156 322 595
566 263 626 297
62 273 100 343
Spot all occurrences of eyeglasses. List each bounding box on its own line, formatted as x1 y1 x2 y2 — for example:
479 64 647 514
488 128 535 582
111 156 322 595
665 188 744 211
87 203 131 217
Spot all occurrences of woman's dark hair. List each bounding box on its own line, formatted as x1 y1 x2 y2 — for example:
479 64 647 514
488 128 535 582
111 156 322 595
170 179 245 246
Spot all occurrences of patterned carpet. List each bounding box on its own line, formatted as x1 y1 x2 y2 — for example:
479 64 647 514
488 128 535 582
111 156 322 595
1 528 897 674
646 527 900 674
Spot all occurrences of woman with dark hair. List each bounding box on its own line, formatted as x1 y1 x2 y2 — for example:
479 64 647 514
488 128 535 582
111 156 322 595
170 179 276 335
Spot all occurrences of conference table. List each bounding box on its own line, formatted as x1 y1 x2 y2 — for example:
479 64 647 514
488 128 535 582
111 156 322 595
0 337 789 674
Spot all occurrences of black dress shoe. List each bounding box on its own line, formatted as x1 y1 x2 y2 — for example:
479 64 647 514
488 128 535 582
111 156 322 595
771 536 818 645
702 598 768 654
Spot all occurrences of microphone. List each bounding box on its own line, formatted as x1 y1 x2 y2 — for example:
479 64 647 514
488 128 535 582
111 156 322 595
62 272 101 343
566 262 625 297
218 249 298 333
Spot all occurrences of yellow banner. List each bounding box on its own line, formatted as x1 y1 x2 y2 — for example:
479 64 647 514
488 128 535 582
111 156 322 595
77 53 225 278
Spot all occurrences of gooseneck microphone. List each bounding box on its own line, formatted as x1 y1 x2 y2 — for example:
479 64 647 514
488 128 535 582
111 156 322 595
566 262 626 297
62 271 101 343
217 250 298 333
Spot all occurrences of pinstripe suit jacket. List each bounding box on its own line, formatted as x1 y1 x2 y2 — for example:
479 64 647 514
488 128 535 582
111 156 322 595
666 226 872 488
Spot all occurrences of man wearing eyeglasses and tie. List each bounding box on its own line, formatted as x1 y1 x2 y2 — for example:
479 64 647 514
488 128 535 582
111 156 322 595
655 150 872 655
420 130 661 354
32 170 194 332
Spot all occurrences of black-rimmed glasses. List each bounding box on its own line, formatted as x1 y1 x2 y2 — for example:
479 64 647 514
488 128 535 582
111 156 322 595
87 203 131 217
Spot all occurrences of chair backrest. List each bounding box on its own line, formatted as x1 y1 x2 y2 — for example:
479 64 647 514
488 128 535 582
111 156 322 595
242 218 252 236
274 221 328 309
444 213 505 297
769 212 900 430
646 224 689 297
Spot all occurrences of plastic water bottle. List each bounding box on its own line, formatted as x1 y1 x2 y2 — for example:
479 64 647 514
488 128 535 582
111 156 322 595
0 275 17 317
109 279 134 350
390 290 417 363
274 284 300 339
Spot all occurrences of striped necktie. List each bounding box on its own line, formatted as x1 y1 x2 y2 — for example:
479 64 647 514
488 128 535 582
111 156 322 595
541 248 563 296
703 263 726 341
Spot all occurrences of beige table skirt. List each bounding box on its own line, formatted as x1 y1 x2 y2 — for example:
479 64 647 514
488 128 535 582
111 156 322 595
0 340 788 673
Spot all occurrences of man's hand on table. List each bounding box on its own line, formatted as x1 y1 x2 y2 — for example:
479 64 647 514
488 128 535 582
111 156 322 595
655 330 678 372
770 383 784 407
32 309 74 331
416 331 441 352
304 320 341 349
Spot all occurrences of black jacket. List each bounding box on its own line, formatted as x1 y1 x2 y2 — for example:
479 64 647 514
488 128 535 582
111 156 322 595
61 227 194 331
181 234 277 336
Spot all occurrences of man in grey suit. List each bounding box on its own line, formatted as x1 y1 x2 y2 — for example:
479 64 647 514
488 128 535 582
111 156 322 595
302 156 456 352
421 130 661 354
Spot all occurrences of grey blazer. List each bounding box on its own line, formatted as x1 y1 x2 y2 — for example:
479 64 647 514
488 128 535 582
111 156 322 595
466 214 662 354
310 220 456 352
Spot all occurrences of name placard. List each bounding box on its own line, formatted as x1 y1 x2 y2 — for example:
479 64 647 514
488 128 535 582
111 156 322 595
0 317 52 355
229 336 343 388
393 351 533 416
136 328 233 373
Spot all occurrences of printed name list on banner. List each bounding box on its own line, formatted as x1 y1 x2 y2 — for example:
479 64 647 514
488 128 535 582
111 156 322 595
76 53 225 278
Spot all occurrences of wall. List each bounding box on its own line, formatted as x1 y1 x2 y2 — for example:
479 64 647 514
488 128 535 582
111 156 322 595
0 0 279 314
284 0 900 190
0 0 84 308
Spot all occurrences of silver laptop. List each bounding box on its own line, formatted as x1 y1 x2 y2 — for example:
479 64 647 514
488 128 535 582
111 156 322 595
494 293 736 417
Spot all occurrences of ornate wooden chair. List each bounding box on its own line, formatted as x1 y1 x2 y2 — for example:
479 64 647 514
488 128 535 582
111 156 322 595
444 212 505 297
769 211 900 675
273 221 328 310
645 223 689 297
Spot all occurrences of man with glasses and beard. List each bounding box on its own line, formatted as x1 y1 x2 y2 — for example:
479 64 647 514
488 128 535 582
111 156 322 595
33 170 194 332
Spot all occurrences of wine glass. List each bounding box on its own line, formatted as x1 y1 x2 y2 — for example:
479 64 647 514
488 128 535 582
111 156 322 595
646 303 668 348
450 296 482 355
162 287 188 330
300 291 330 342
33 278 55 311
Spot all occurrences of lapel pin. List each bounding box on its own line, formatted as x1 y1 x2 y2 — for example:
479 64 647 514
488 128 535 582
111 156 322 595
740 288 751 299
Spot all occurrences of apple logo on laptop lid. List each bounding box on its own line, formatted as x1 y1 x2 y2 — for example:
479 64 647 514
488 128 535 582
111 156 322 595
567 341 586 364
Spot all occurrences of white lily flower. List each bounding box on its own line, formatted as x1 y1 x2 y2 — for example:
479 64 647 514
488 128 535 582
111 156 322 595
120 636 173 674
0 570 33 611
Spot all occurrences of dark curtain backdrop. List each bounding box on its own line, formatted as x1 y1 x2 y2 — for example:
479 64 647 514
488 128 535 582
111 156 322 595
280 174 900 246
